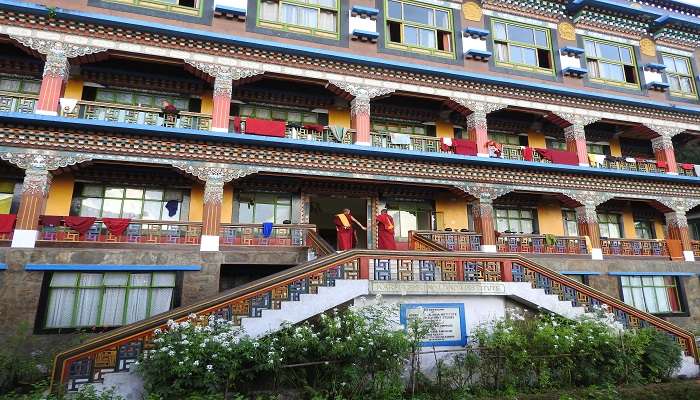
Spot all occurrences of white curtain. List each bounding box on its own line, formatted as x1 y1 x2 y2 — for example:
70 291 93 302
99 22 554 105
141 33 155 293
125 274 151 324
318 10 336 31
46 273 79 328
587 60 599 79
260 0 279 21
75 273 102 327
100 273 129 326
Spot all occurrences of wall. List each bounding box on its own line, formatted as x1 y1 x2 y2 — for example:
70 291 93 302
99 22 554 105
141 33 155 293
63 79 83 100
536 200 564 236
609 138 622 157
45 173 75 215
200 91 213 115
435 120 453 139
622 207 636 239
328 108 351 128
527 131 546 149
189 183 234 223
435 194 468 230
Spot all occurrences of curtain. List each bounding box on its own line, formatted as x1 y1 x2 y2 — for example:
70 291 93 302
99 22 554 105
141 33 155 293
101 273 128 326
46 273 79 328
150 289 174 316
126 274 151 324
260 1 279 21
495 43 509 63
318 10 336 31
587 60 599 79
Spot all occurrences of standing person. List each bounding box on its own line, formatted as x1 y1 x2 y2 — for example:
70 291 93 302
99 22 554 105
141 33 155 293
334 208 366 251
376 209 397 250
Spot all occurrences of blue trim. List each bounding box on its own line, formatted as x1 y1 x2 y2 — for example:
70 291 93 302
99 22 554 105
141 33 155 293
351 5 379 16
0 263 6 271
563 67 588 77
569 0 665 19
3 1 700 116
654 14 700 32
215 5 246 16
608 271 696 276
400 303 467 347
648 81 671 90
465 49 492 59
351 29 379 40
463 27 489 38
561 271 601 275
560 46 585 56
25 264 201 271
4 111 700 184
645 62 667 72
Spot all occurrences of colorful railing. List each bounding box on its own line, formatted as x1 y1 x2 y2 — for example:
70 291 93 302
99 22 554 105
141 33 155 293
590 159 667 174
218 224 316 246
38 220 202 245
60 101 212 131
600 238 669 257
370 132 444 153
50 250 697 393
0 91 37 113
497 234 588 255
500 145 551 163
227 118 353 144
678 167 698 177
409 230 482 251
692 241 700 257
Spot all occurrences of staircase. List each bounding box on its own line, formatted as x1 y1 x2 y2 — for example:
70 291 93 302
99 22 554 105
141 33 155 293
51 236 699 392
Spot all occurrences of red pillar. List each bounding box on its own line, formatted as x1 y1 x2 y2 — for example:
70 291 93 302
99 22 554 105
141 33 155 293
467 110 489 157
652 136 678 174
351 97 371 145
211 76 232 132
200 177 225 251
12 168 51 248
666 211 694 261
472 199 496 252
36 58 68 115
564 124 589 167
576 205 602 260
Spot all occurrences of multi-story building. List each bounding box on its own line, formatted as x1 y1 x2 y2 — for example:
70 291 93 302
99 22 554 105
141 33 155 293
1 0 700 392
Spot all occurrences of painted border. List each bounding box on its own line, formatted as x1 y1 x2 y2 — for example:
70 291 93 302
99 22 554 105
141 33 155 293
608 271 696 276
86 0 214 25
399 302 467 347
560 271 601 275
25 264 201 271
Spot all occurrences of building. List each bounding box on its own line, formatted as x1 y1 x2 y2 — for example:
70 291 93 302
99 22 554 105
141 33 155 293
0 0 699 393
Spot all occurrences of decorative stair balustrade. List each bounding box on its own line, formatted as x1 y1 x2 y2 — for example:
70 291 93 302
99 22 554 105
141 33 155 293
51 250 697 393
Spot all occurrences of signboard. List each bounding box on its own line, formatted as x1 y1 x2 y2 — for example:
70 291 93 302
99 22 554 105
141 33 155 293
399 303 467 347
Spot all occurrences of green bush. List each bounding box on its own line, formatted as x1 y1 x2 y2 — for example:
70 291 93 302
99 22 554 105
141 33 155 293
0 324 54 395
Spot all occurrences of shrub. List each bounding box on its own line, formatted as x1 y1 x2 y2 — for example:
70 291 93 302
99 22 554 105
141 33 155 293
0 324 54 395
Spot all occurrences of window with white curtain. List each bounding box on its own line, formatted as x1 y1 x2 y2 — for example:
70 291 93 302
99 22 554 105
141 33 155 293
597 212 622 238
495 208 536 234
258 0 339 39
45 272 176 329
584 37 638 87
662 53 696 99
620 275 682 314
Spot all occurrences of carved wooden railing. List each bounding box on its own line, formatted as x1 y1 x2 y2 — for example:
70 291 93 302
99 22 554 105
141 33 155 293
600 238 669 257
50 250 698 393
218 224 316 247
409 230 482 251
500 145 551 163
60 101 212 130
692 241 700 257
38 220 202 245
590 158 667 174
228 118 353 144
370 132 444 153
497 234 588 255
0 91 37 113
678 166 698 177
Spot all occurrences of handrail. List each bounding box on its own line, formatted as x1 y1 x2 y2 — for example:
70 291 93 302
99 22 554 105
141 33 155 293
51 250 697 392
600 238 669 257
306 229 334 257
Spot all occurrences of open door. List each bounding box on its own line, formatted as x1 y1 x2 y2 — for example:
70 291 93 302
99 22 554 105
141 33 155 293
309 195 368 250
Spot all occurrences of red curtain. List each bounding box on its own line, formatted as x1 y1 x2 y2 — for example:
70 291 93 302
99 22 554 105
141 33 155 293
452 139 477 156
0 214 16 233
244 118 286 137
102 218 132 236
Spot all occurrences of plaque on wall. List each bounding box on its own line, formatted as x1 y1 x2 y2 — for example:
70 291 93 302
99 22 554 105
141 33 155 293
400 303 467 347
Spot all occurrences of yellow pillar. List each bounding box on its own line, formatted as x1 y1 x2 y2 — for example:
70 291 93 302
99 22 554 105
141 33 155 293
609 138 622 157
435 120 453 139
44 174 74 215
653 219 665 239
189 183 204 222
328 108 351 128
221 184 233 223
200 91 214 115
527 130 546 149
63 79 83 100
622 207 636 239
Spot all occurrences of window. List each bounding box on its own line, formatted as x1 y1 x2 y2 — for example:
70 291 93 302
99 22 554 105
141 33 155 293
103 0 202 16
495 208 536 234
586 142 610 155
386 0 454 58
385 200 434 238
237 104 320 124
44 271 176 329
71 184 190 221
492 20 553 74
584 38 638 88
597 212 622 238
258 0 339 39
371 120 430 136
620 275 682 314
546 138 567 150
93 89 189 110
0 77 41 94
662 54 696 99
238 192 292 224
488 132 525 146
562 209 578 236
634 219 655 239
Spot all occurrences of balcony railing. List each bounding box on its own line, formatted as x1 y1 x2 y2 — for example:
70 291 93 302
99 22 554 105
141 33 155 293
228 118 353 144
600 238 668 257
692 241 700 257
0 91 37 114
497 234 588 254
38 220 203 245
410 230 482 251
60 101 212 130
500 145 551 163
590 158 667 174
219 224 315 246
370 132 444 153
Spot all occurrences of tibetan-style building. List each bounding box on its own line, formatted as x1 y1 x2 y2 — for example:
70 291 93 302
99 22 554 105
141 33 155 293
1 0 700 393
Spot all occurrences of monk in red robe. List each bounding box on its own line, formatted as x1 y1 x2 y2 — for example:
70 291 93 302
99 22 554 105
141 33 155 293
334 208 366 251
376 209 397 250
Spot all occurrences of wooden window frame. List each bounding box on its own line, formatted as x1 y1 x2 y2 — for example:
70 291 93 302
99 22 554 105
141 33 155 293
385 0 455 58
492 19 554 76
584 37 639 89
257 0 340 40
662 53 697 100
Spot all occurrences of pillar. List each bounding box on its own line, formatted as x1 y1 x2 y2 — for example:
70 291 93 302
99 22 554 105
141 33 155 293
665 211 694 262
466 109 490 157
350 96 371 146
576 205 602 260
651 135 678 175
211 74 232 133
200 175 225 252
472 198 496 252
12 168 51 248
36 52 67 116
563 123 589 167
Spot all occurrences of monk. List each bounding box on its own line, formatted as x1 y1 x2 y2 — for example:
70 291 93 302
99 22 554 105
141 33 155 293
376 209 397 250
334 208 366 251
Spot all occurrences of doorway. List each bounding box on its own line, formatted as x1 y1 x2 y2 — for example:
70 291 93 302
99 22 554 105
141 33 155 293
309 196 369 249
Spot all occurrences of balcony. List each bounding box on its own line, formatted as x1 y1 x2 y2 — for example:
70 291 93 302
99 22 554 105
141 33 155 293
600 238 669 257
496 234 588 255
0 91 37 113
500 145 552 163
370 132 445 153
409 230 482 251
589 157 667 174
60 100 212 131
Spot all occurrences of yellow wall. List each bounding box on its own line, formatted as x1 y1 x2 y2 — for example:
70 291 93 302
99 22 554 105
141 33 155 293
63 79 84 100
527 131 546 149
435 120 453 139
536 201 565 236
609 138 622 157
622 208 636 239
200 91 214 115
435 195 468 230
654 220 665 239
188 183 233 223
45 174 75 215
328 108 351 128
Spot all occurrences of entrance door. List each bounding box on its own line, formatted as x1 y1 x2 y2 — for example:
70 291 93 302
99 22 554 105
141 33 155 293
309 196 368 249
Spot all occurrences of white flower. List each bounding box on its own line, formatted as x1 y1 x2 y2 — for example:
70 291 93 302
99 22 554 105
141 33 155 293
206 365 213 371
188 313 197 319
168 351 175 356
154 328 162 335
193 360 200 366
178 361 184 366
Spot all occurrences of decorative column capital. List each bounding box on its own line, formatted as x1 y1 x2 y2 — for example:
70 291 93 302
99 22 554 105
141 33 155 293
455 184 513 204
645 124 686 140
1 152 93 171
10 36 106 79
575 205 598 224
665 211 688 229
449 98 506 130
651 134 675 151
562 190 615 209
657 197 700 215
172 162 259 203
552 112 600 142
185 61 264 97
22 168 52 195
328 81 394 117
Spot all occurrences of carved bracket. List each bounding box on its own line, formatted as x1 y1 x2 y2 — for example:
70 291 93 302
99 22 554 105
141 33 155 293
328 81 394 117
10 36 107 79
1 152 93 171
185 61 264 97
455 183 513 203
449 98 507 130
